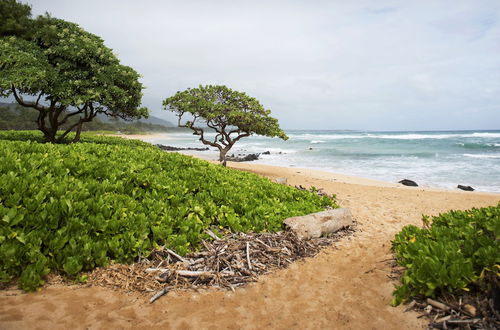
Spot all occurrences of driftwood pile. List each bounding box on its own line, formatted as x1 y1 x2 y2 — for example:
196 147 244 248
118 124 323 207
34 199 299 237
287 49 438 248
387 259 500 329
87 227 354 303
405 295 500 329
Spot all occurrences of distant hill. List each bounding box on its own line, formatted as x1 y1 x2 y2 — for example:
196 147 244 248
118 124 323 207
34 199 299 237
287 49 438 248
139 116 174 127
0 102 178 133
95 112 175 127
0 102 19 110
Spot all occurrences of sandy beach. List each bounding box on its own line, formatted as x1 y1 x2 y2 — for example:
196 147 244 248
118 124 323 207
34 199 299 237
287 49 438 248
101 133 170 141
1 160 499 330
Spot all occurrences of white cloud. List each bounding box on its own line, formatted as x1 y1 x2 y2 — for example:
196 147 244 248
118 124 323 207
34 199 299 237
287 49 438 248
27 0 500 130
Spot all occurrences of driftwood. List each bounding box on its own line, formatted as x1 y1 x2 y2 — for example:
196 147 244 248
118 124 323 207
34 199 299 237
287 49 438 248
284 208 354 240
145 229 353 302
149 287 170 303
87 228 354 304
165 248 188 264
427 298 450 311
403 295 500 329
205 229 221 241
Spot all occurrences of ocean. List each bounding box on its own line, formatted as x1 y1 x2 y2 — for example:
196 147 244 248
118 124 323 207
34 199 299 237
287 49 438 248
145 130 500 193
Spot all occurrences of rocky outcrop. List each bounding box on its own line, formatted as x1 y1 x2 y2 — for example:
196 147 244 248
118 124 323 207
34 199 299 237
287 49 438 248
156 144 209 151
226 153 260 162
399 179 418 187
284 208 354 240
457 185 474 191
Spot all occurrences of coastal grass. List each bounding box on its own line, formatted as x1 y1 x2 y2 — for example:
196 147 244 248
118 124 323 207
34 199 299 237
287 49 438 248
0 131 335 291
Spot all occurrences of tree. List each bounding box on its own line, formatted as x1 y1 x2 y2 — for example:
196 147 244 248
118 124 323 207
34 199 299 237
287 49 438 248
163 85 288 166
0 15 148 143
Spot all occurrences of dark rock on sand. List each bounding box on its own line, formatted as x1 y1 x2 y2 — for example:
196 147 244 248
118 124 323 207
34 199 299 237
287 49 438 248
226 153 260 162
156 144 209 151
262 151 271 155
398 179 418 187
457 185 475 191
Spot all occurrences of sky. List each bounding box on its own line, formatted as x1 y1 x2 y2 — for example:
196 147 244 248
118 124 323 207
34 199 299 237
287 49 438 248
26 0 500 131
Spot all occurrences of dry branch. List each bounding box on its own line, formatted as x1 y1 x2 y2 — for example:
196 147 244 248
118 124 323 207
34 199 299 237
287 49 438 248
87 227 354 303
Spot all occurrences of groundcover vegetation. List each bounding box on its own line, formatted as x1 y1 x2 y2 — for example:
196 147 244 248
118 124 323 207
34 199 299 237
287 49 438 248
391 203 500 306
0 131 335 291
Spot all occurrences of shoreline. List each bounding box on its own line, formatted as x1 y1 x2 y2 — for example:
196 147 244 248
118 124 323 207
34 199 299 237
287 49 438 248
226 161 500 196
110 133 499 194
175 148 500 195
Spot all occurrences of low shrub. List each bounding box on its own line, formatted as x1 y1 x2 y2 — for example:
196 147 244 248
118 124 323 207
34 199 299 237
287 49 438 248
391 203 500 306
0 131 336 291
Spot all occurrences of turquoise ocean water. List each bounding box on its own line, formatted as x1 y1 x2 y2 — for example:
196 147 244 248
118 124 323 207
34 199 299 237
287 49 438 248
146 130 500 193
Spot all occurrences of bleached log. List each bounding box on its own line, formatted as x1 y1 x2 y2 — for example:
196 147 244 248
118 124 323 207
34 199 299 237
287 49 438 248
284 208 354 240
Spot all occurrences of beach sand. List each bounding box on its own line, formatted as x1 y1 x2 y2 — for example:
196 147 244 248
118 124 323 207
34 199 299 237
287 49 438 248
1 160 499 329
102 133 169 141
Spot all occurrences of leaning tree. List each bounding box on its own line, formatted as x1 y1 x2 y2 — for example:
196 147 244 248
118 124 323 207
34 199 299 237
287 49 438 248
163 85 288 166
0 15 148 143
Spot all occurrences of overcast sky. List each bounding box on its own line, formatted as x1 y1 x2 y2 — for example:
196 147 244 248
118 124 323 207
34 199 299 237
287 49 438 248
27 0 500 131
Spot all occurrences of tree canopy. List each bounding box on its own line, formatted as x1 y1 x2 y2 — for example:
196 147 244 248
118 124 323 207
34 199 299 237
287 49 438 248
0 11 148 143
163 85 288 165
0 0 33 39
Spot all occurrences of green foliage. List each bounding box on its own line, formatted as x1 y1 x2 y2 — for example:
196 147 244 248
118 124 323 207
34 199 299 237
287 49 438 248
0 0 33 38
163 85 287 165
391 204 500 306
0 131 335 291
0 15 148 142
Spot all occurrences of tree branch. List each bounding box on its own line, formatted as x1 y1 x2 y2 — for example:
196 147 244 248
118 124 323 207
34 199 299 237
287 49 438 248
177 112 222 150
11 87 47 111
232 132 250 143
59 105 86 126
56 104 96 142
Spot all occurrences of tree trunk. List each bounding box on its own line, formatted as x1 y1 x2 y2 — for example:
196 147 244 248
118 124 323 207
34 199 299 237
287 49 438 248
72 121 83 143
42 127 58 143
219 149 228 167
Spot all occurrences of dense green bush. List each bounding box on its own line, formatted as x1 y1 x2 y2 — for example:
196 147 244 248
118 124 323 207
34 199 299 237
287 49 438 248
391 204 500 305
0 131 335 291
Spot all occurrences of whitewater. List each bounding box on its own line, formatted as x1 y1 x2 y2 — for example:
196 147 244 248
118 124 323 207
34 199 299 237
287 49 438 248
146 130 500 193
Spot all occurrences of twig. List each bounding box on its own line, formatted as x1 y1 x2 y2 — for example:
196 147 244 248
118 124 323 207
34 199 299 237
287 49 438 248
404 300 416 312
176 270 215 277
427 298 450 311
246 242 252 270
149 286 170 303
145 267 169 273
446 319 481 324
435 315 451 323
165 248 189 264
205 229 221 241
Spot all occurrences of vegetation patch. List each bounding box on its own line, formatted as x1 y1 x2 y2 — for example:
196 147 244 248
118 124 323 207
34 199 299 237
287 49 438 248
392 204 500 327
0 131 335 291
